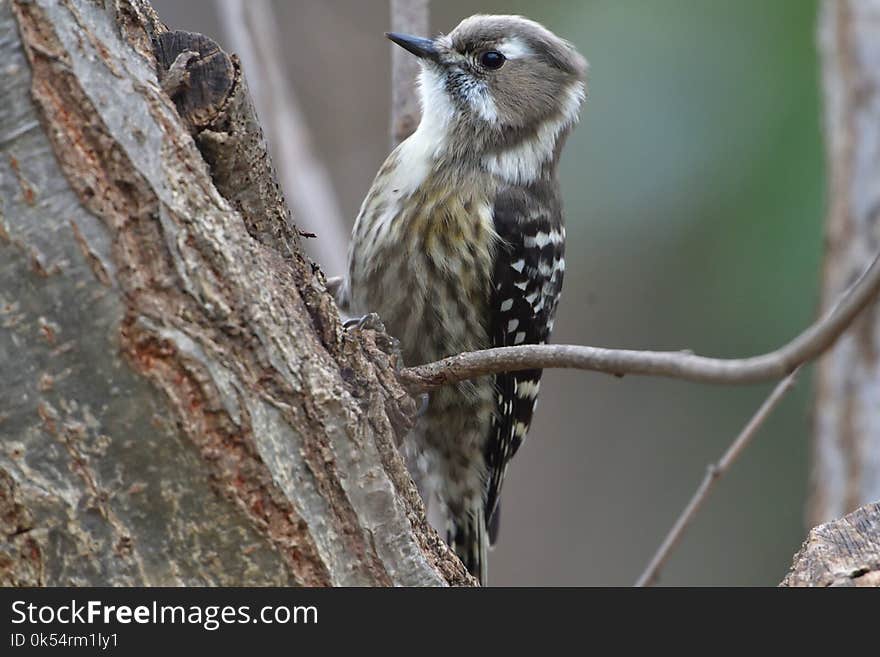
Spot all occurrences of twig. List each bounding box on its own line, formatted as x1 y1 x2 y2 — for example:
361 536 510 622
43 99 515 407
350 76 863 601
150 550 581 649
399 252 880 391
159 50 198 97
390 0 429 147
634 369 800 587
216 0 349 276
633 253 878 585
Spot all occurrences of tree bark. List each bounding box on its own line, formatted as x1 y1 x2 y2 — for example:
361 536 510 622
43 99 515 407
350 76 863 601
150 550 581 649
215 0 349 277
0 0 469 586
782 501 880 586
4 0 879 590
811 0 880 526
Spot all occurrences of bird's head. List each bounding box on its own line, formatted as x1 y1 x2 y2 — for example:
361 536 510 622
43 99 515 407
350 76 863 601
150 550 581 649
388 14 587 170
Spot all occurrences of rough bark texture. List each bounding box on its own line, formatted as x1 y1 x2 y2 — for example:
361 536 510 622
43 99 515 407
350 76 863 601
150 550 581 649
782 501 880 586
811 0 880 526
0 0 470 586
215 0 350 277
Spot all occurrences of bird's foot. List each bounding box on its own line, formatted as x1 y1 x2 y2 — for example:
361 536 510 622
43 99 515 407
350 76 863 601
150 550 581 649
343 312 386 333
344 312 402 366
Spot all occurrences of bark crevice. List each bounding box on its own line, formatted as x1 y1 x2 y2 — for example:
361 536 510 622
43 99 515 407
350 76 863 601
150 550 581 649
1 0 468 586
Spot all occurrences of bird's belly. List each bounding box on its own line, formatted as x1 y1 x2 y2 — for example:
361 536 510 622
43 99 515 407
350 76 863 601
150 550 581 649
358 246 487 367
353 235 498 514
350 189 496 368
348 185 500 515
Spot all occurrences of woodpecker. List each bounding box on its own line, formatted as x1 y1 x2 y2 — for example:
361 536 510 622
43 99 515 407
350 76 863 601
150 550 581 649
341 15 586 583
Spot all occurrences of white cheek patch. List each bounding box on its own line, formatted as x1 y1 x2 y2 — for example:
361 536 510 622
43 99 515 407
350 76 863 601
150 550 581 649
413 66 456 157
381 68 451 203
497 37 533 60
437 64 499 125
465 82 499 124
417 67 455 131
416 63 498 136
482 79 586 185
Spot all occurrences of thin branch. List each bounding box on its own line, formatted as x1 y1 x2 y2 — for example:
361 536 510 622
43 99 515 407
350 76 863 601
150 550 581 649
390 0 429 147
159 50 198 97
633 254 875 586
634 369 800 587
399 252 880 391
216 0 349 276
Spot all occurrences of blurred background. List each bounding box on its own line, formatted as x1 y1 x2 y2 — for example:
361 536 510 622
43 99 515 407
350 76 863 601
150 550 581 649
152 0 824 585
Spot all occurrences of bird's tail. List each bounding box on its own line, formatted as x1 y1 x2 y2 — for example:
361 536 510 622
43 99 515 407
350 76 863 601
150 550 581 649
450 504 488 585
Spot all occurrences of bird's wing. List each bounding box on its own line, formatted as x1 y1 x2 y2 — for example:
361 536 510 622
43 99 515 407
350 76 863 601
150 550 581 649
485 183 565 540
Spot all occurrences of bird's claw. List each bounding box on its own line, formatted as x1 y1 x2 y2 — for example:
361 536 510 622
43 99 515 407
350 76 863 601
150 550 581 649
343 312 386 333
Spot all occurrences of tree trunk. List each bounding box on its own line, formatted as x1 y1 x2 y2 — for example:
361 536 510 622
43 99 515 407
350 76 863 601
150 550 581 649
811 0 880 526
0 0 469 586
4 0 879 589
782 501 880 586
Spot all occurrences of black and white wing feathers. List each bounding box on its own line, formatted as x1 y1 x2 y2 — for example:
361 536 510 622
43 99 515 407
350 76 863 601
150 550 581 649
484 184 565 539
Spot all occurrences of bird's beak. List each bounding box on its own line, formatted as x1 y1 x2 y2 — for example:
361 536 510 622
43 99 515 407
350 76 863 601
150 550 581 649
385 32 439 62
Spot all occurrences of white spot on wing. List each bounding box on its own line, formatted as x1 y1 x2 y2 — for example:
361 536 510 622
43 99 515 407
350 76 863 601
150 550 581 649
538 260 555 276
516 379 541 399
500 298 514 312
525 232 551 248
514 331 526 344
507 319 519 333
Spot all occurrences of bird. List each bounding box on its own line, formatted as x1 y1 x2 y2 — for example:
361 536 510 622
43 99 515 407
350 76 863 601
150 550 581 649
339 14 587 583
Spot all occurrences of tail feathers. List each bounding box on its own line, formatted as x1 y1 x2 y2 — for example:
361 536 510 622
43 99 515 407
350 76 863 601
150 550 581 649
487 499 501 546
450 506 488 585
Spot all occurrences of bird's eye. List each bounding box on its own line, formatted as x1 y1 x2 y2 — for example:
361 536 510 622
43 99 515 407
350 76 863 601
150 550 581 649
480 50 506 70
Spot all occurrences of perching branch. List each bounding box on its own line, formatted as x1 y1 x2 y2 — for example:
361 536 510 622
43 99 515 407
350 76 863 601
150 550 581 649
216 0 349 275
632 228 880 585
399 237 880 586
635 369 800 587
389 0 429 147
399 251 880 391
